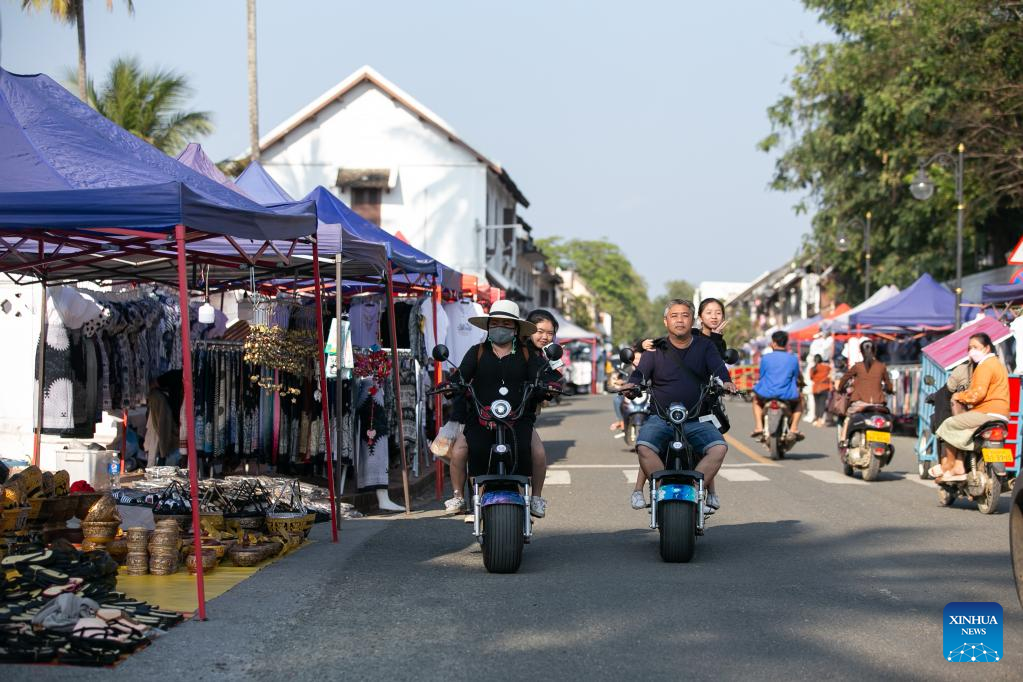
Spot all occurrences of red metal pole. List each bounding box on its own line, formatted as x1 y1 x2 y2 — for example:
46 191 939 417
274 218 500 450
174 224 207 621
311 239 339 542
591 339 598 394
432 283 444 500
386 263 412 514
121 408 128 473
33 282 47 467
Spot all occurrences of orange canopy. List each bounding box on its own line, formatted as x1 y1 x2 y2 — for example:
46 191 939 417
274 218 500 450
789 303 851 342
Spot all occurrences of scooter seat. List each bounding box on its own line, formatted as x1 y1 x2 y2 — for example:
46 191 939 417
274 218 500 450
971 420 1009 440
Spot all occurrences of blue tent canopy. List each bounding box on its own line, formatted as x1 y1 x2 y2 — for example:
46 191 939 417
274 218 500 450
981 283 1023 305
0 69 316 241
848 273 955 329
235 161 295 204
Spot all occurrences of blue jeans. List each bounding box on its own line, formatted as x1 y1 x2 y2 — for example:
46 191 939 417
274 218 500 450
613 394 624 421
637 415 726 462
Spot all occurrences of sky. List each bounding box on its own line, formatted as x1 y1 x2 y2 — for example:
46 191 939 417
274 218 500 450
1 0 834 298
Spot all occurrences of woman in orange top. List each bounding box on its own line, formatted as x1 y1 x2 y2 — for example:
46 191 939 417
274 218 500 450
810 354 832 427
933 333 1010 481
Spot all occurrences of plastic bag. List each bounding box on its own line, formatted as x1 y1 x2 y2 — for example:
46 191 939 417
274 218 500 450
429 421 464 462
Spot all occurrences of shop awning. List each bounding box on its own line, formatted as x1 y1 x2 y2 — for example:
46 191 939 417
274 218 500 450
849 274 955 330
921 316 1012 371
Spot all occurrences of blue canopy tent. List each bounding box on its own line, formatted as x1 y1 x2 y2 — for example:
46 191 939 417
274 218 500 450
0 68 333 616
981 283 1023 305
235 160 294 204
848 273 958 331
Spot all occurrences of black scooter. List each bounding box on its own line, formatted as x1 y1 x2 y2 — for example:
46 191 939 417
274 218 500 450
430 343 566 573
839 406 894 481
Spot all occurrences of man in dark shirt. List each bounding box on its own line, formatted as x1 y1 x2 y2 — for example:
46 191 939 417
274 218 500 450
622 299 735 513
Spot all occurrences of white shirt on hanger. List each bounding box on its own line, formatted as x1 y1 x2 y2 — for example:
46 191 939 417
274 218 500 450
349 298 382 348
443 300 487 366
421 299 450 358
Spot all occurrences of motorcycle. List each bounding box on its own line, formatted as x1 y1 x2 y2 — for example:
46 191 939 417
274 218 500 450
760 399 794 460
618 347 741 563
936 421 1009 515
621 389 650 447
429 343 566 573
839 406 894 481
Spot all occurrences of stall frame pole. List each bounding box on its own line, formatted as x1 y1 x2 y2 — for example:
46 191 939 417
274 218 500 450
334 254 345 518
311 239 339 542
386 263 413 514
174 224 207 621
32 280 47 467
432 284 444 500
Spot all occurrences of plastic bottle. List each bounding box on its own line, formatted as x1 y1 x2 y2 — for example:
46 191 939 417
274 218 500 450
107 452 121 490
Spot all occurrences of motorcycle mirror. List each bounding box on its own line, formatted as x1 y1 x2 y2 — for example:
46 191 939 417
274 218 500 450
923 375 935 387
432 344 450 362
619 347 635 365
544 343 564 361
723 348 740 365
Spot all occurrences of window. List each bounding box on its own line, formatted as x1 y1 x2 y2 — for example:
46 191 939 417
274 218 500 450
351 188 382 225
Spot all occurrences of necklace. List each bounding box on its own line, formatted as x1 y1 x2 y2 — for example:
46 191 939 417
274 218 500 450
490 340 517 396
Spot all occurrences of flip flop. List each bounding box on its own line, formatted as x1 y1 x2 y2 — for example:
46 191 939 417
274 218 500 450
939 472 968 482
0 549 53 568
750 430 764 439
928 464 944 478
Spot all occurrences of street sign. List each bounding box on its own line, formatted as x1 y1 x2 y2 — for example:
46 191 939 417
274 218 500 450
1009 234 1023 264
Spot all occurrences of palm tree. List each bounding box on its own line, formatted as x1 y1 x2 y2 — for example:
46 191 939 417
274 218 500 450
70 57 214 155
247 0 260 162
20 0 135 102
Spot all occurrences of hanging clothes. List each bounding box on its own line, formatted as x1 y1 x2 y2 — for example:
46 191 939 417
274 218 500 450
443 300 487 366
348 297 383 348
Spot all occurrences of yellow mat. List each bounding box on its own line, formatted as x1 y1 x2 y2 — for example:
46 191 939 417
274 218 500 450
116 542 311 613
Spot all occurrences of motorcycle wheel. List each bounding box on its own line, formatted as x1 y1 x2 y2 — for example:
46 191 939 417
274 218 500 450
937 485 958 507
481 504 524 574
863 452 882 482
624 421 637 447
1010 483 1023 608
841 455 854 477
658 501 696 563
977 466 1001 515
917 430 932 479
769 431 785 460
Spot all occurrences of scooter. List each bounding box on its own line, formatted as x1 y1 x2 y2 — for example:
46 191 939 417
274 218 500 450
618 347 740 563
429 343 566 573
839 406 894 481
937 421 1009 515
621 390 650 447
760 400 794 460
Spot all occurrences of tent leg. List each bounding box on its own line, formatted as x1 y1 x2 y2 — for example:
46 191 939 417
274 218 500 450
175 224 207 621
33 282 47 467
432 284 444 501
335 255 344 520
312 239 339 542
386 264 412 515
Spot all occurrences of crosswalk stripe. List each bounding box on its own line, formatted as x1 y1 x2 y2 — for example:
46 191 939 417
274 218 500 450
907 477 937 488
717 468 770 482
801 470 868 486
545 470 571 485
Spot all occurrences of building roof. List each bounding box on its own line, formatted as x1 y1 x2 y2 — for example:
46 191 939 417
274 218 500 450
257 65 529 207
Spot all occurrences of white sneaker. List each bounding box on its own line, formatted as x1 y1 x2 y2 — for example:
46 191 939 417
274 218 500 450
529 496 547 518
705 493 720 516
630 490 646 509
444 496 465 513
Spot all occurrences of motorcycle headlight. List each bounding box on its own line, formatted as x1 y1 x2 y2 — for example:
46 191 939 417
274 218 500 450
491 400 512 419
667 404 687 425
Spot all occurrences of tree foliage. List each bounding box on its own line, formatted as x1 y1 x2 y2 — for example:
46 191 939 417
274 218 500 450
69 56 213 155
536 237 651 344
762 0 1023 305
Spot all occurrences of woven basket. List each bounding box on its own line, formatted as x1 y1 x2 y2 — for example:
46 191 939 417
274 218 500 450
153 513 192 533
227 513 265 531
266 513 306 536
1 507 28 533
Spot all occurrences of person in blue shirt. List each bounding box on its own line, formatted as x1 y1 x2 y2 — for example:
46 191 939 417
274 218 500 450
750 330 804 440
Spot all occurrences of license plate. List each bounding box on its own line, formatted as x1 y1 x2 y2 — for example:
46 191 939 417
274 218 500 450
982 448 1013 463
866 430 891 444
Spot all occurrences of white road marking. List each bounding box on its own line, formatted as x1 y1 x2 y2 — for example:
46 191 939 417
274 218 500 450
545 470 571 485
549 464 636 469
716 468 770 482
721 462 780 468
907 477 938 488
801 470 868 485
622 469 639 482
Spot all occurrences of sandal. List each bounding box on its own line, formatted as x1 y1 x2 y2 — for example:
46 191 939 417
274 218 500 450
71 619 144 652
750 430 764 439
42 577 85 598
938 472 967 482
0 549 53 568
57 640 121 667
97 608 149 636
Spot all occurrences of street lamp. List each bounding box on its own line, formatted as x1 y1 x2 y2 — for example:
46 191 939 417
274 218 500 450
835 211 873 300
909 143 965 328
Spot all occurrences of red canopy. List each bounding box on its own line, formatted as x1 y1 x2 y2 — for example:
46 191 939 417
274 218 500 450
790 304 851 342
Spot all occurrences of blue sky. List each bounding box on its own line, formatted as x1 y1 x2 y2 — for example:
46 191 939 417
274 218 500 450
2 0 833 297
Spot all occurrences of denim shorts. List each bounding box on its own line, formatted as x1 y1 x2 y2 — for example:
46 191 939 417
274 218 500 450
636 415 727 460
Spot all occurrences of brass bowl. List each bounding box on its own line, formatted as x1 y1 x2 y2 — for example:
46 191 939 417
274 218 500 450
266 513 306 536
106 537 129 564
148 553 179 575
125 527 150 545
83 494 118 523
185 549 217 574
81 520 121 540
227 545 264 567
153 513 193 533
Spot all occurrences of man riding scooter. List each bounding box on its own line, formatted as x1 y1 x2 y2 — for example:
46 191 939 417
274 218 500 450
750 331 804 443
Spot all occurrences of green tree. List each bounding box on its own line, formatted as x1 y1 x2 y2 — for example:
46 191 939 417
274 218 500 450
21 0 135 102
762 0 1023 305
70 57 214 155
537 237 651 344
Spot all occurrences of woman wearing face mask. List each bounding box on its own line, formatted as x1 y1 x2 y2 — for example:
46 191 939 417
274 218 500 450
836 340 892 447
442 301 558 517
518 309 564 518
932 333 1010 481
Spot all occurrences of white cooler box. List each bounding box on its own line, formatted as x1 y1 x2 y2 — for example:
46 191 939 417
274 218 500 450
40 447 117 490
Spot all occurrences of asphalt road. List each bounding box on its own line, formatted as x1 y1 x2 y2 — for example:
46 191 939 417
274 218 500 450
13 394 1023 681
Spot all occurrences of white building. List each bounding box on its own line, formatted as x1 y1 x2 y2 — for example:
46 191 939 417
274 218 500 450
255 65 541 303
694 281 751 307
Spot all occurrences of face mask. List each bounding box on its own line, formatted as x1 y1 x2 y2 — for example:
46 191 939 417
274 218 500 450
968 348 987 364
488 326 516 345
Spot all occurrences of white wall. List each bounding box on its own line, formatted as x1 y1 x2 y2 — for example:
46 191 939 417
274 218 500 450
260 81 494 278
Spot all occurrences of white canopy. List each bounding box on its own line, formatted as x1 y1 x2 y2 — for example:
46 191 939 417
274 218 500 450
821 285 901 333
